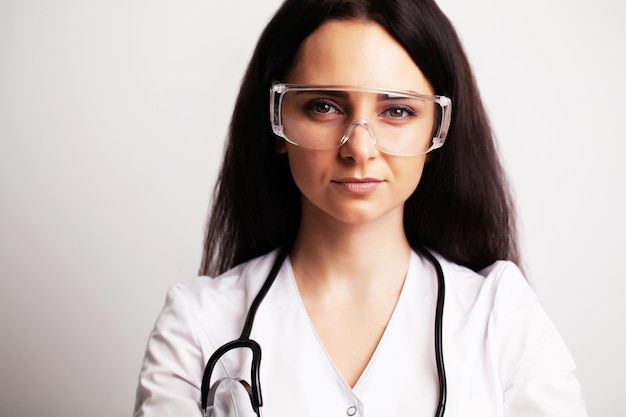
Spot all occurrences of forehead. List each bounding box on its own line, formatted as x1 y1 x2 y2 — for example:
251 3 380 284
286 20 433 95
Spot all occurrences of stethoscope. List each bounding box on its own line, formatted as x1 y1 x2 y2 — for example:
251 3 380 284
201 246 447 417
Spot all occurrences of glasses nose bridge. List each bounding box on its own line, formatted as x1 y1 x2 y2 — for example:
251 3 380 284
340 118 378 148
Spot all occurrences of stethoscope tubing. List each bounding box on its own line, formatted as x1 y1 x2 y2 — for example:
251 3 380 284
414 246 447 416
201 246 447 416
201 247 289 412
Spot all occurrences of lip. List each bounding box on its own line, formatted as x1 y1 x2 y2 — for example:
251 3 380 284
331 177 383 193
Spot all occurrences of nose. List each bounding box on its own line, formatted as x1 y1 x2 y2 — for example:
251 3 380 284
339 119 379 161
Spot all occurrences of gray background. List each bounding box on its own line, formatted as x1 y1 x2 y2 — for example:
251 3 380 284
1 0 624 415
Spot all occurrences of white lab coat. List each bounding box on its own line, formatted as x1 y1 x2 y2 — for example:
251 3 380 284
134 249 588 417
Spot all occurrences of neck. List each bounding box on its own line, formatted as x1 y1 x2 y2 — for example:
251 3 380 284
290 207 412 298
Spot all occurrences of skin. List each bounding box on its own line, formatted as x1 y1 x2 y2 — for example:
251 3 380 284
277 19 435 388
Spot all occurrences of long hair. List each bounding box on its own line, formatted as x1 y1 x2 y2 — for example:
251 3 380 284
200 0 519 276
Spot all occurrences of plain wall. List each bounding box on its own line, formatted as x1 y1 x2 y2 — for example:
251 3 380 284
1 0 624 416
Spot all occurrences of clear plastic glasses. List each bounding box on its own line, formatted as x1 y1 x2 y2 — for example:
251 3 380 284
270 83 452 156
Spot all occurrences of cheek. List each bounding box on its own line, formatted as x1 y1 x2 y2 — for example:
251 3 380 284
284 149 328 192
287 158 307 192
395 157 427 192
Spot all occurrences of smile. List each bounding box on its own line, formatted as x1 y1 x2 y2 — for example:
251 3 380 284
331 178 383 193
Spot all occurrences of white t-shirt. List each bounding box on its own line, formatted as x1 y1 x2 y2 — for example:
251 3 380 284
134 249 588 417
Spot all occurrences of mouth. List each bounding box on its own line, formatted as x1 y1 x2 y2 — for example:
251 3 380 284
331 177 383 193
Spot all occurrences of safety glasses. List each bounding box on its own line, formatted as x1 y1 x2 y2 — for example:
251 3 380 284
270 83 452 156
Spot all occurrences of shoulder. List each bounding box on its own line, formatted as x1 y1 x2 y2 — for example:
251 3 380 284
430 251 584 403
170 248 281 304
429 251 585 394
161 249 283 338
134 251 284 416
434 251 525 288
429 251 532 314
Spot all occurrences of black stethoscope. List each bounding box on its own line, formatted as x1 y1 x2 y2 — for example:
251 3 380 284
201 246 447 417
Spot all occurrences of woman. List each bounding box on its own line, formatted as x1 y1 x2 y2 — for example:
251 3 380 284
134 0 588 416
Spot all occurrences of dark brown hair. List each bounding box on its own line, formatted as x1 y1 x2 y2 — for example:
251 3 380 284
200 0 519 276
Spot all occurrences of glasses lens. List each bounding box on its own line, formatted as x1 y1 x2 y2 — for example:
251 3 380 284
279 88 438 155
205 378 258 417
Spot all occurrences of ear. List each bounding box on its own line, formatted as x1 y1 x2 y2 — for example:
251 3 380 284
274 137 287 154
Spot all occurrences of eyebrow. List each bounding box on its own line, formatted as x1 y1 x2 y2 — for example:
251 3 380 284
294 90 348 98
293 90 416 101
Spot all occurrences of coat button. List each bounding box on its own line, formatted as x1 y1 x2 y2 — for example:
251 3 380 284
347 406 357 416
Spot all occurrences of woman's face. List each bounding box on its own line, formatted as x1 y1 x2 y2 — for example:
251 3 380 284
278 19 435 229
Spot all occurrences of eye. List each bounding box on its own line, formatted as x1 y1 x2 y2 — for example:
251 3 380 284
304 99 340 115
382 105 417 119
